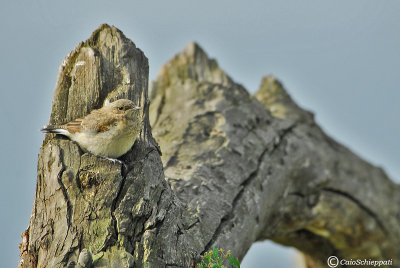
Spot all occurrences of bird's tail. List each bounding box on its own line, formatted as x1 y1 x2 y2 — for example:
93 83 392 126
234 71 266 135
41 125 69 135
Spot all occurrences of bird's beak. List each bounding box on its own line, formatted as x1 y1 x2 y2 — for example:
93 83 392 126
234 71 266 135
133 106 141 110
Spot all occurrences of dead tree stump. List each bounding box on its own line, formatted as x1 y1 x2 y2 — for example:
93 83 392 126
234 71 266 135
19 24 400 268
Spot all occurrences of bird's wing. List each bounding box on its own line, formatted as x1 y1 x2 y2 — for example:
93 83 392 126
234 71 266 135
80 111 119 133
95 117 118 133
65 118 84 133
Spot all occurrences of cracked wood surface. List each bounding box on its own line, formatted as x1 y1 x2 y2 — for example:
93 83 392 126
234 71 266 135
149 43 400 266
19 24 194 268
19 25 400 268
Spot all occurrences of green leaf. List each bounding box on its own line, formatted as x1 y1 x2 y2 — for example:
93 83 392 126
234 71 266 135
206 255 211 262
234 257 240 268
213 246 219 259
227 254 234 264
197 262 207 268
227 255 240 268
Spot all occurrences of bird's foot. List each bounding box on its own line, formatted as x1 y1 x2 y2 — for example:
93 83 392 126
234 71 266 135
106 157 124 165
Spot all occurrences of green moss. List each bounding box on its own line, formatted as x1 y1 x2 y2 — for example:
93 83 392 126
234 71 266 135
92 245 134 268
88 217 114 253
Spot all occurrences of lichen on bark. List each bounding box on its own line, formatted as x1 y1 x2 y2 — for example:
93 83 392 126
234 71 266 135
20 24 400 268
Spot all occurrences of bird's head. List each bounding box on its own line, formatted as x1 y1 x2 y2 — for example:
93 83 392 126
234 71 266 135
108 99 141 117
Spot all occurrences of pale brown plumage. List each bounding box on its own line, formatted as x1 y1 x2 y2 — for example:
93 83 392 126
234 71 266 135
41 99 142 158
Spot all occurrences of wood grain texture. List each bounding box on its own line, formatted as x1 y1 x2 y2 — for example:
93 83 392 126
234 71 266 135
19 26 400 268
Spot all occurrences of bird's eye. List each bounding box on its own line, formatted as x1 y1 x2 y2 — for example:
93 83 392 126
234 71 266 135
118 106 124 111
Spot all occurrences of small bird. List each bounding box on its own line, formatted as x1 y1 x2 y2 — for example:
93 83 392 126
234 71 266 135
41 99 142 158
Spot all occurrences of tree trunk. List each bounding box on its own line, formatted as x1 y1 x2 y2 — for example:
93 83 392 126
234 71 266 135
19 24 400 268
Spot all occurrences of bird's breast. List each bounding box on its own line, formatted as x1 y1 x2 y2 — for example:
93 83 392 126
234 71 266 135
69 119 140 158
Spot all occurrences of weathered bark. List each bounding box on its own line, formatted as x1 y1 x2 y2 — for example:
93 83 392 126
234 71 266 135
149 43 400 267
19 24 193 268
20 25 400 268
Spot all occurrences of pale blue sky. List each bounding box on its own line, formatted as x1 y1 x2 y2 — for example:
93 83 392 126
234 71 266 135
1 1 399 267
